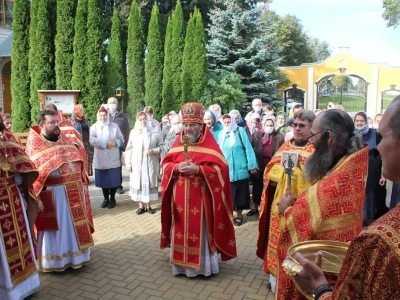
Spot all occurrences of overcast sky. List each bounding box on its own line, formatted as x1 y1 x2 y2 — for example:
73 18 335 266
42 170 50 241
269 0 400 66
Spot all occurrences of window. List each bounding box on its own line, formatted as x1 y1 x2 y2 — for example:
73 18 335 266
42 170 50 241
0 0 13 27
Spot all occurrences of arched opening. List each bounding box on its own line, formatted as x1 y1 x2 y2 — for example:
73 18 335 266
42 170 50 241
316 74 368 115
283 84 305 113
381 85 400 113
2 60 11 114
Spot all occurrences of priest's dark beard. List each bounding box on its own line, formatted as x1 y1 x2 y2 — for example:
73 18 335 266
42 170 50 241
303 141 333 183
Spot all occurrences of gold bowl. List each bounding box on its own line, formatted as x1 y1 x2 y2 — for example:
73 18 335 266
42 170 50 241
283 240 349 299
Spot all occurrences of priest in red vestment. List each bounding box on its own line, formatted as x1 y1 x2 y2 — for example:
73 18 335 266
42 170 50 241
0 122 41 299
292 96 400 300
257 109 315 292
161 102 237 278
25 110 94 272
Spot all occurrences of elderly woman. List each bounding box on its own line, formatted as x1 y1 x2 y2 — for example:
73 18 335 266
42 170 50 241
203 110 223 140
161 114 183 161
90 106 124 209
125 112 162 215
218 114 258 226
229 109 251 137
70 104 93 176
354 112 385 222
248 118 284 216
275 111 286 133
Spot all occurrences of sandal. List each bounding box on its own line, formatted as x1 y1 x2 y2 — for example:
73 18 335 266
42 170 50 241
234 216 243 226
136 208 146 215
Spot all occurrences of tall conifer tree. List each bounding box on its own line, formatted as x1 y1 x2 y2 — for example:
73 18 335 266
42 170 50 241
11 0 31 131
55 0 77 89
161 14 174 115
127 1 145 117
181 8 207 104
71 0 87 92
84 0 104 122
144 3 164 120
29 0 56 123
105 8 125 100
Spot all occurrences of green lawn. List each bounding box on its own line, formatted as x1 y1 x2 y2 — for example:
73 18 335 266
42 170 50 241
382 93 398 110
317 95 366 110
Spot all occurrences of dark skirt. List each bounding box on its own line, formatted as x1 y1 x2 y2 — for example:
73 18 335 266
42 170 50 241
95 167 121 188
231 178 251 211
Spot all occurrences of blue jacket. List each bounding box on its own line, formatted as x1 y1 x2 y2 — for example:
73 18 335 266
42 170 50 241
218 127 258 182
211 122 223 141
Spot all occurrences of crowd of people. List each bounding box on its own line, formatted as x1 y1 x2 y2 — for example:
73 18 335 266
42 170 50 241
1 95 400 299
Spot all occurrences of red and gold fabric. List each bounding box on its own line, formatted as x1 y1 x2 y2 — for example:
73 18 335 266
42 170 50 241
0 131 39 286
257 139 315 276
161 126 237 267
329 204 400 300
276 146 368 300
25 126 94 249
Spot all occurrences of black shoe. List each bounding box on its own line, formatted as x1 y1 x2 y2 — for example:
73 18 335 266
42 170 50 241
246 209 258 217
147 207 155 214
101 199 109 208
116 186 124 194
266 282 272 289
234 216 243 226
197 274 212 280
108 199 116 209
136 208 146 215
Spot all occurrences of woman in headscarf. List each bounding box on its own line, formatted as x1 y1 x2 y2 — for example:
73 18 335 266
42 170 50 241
90 106 124 209
125 112 162 215
203 110 223 141
70 104 93 176
229 109 251 138
248 118 284 216
218 114 258 226
275 111 286 133
353 111 385 223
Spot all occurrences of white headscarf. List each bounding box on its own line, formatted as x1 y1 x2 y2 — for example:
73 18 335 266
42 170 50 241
94 105 111 140
219 114 238 147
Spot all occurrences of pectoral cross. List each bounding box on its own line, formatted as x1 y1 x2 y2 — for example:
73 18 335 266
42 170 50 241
285 155 295 190
180 135 193 161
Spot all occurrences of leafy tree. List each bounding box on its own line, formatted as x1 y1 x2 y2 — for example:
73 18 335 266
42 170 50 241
105 8 125 99
332 75 353 105
55 0 77 89
127 0 146 118
84 0 105 122
201 72 246 113
307 37 331 62
11 0 31 131
29 0 56 123
383 0 400 28
207 1 283 105
144 3 164 120
162 0 185 114
181 8 208 104
71 0 88 93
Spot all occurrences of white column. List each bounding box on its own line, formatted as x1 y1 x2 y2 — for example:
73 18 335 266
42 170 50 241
367 66 379 117
307 67 314 110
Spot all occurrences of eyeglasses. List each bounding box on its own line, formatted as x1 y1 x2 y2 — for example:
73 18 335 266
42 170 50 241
306 131 323 142
292 122 310 129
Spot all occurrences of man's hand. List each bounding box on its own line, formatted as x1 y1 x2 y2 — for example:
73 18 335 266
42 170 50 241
147 149 154 155
126 166 132 173
278 188 296 215
292 253 329 294
379 176 386 186
106 140 116 149
177 161 198 175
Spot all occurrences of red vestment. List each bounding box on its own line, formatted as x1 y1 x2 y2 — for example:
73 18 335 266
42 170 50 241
328 203 400 299
25 126 94 250
277 146 368 300
0 130 39 286
160 126 237 268
257 140 315 276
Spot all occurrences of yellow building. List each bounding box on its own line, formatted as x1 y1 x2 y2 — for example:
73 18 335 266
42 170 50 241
279 47 400 118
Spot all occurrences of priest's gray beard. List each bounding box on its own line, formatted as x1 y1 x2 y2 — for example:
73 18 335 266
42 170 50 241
303 141 333 183
186 133 200 143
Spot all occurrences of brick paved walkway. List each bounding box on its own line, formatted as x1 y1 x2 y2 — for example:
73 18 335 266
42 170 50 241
30 171 274 300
